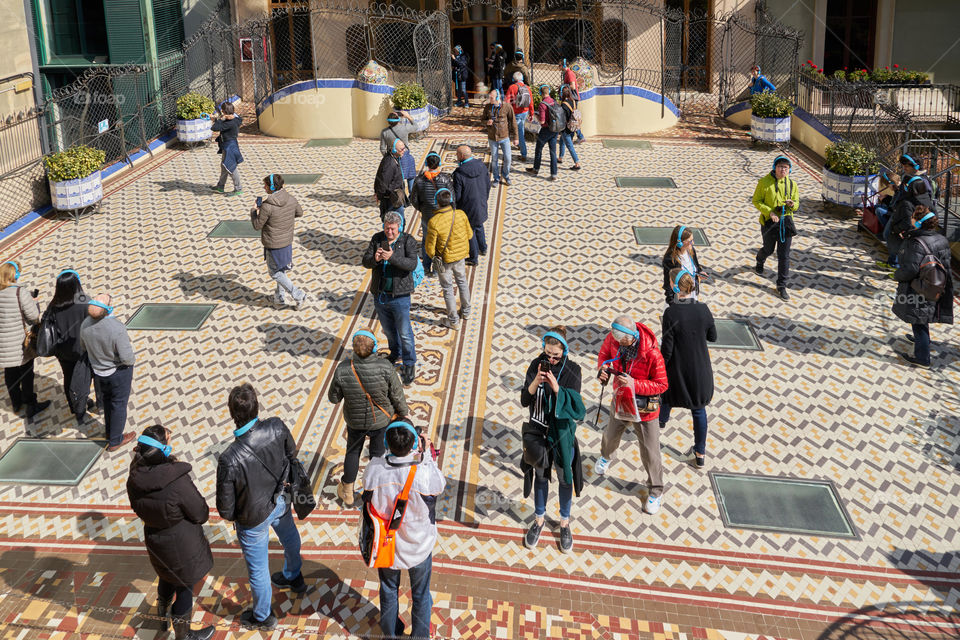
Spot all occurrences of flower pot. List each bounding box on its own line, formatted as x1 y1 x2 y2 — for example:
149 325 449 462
49 171 103 211
176 117 213 142
821 167 880 207
406 106 429 132
750 114 791 142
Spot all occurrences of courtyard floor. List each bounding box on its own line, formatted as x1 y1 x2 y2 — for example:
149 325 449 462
0 112 957 639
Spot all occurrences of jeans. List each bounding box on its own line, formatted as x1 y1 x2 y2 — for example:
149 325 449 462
515 112 529 158
266 248 304 304
558 131 579 163
756 221 793 290
456 79 467 105
374 293 416 367
468 224 487 262
4 359 36 410
437 259 470 322
489 138 511 181
492 77 503 96
912 323 931 365
157 580 193 618
533 445 574 519
216 164 241 191
378 554 433 640
95 365 133 446
532 131 558 177
659 402 709 455
342 426 386 484
236 495 303 622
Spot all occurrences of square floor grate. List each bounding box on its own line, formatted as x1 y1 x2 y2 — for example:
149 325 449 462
712 319 763 351
602 139 653 149
632 226 710 246
304 138 351 147
126 304 217 331
0 439 103 485
616 177 676 188
710 473 858 539
208 220 260 238
280 173 322 184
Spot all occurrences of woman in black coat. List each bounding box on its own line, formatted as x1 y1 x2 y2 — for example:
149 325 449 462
43 270 98 421
662 224 706 305
126 425 214 640
892 206 954 368
659 269 717 467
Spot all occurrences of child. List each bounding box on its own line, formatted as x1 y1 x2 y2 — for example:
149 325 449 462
210 101 244 196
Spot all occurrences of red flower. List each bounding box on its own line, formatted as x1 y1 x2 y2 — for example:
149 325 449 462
819 69 824 74
893 64 899 68
807 60 812 65
885 66 889 70
843 67 848 70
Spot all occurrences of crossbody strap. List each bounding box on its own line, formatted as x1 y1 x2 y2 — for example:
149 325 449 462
236 439 290 489
350 360 392 419
386 465 418 533
437 209 457 259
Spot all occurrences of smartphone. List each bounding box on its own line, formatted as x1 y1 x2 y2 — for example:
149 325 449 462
31 288 39 298
381 240 390 251
538 360 550 373
256 196 263 208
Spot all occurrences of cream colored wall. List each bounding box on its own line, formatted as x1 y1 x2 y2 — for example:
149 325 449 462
724 103 834 160
0 0 36 118
352 87 393 139
258 87 354 138
581 93 678 136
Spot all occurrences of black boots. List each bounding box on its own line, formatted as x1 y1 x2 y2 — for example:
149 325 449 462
172 610 214 640
157 597 171 632
401 364 416 386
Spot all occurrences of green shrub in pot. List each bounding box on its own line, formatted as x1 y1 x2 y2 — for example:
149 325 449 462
391 83 427 110
824 141 881 176
176 93 216 120
749 91 794 118
44 145 106 182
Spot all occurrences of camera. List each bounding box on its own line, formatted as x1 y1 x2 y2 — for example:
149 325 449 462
31 289 39 299
596 366 616 381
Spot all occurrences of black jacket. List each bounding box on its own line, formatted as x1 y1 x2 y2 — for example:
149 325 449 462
661 300 717 409
888 175 936 255
410 171 454 222
375 154 406 212
892 229 954 325
127 461 213 587
216 417 296 528
362 231 420 297
452 157 491 226
44 299 88 361
661 249 704 305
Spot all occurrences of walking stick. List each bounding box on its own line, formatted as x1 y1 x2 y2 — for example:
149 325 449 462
593 377 606 430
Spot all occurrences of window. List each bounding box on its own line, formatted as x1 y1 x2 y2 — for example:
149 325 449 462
823 0 876 73
599 18 626 68
531 19 596 64
270 6 313 88
45 0 108 60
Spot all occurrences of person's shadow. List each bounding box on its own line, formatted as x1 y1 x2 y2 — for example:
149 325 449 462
153 179 216 196
297 230 369 266
173 271 277 308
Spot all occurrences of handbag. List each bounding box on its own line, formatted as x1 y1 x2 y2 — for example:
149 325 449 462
35 309 62 358
15 287 39 359
237 440 316 520
636 395 661 413
432 208 457 275
358 465 417 568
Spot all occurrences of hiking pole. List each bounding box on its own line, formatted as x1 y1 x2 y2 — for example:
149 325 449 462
593 382 605 430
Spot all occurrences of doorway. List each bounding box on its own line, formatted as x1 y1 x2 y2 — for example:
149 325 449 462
450 4 516 93
665 0 712 93
823 0 876 73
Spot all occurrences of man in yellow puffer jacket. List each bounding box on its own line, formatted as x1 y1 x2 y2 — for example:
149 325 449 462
425 188 474 329
752 155 800 300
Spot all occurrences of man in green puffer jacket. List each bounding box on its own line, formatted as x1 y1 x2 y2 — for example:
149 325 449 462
752 155 800 301
328 331 409 506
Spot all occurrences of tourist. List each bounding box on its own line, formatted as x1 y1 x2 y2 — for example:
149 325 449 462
80 294 135 451
424 189 473 329
525 85 559 181
560 60 585 142
0 260 50 422
659 269 717 468
328 331 410 506
362 421 445 639
210 101 244 196
556 86 582 170
661 225 705 305
883 155 935 270
490 44 506 95
595 317 669 514
43 269 97 422
752 155 799 301
361 212 420 385
251 174 307 308
375 139 408 223
379 112 418 192
216 383 306 631
749 65 776 94
504 73 534 162
519 327 584 552
453 145 491 265
892 205 953 368
451 46 470 107
504 50 530 87
126 425 215 640
482 89 517 186
410 151 454 276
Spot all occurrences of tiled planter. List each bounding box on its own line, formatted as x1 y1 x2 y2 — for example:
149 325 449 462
821 167 880 207
750 114 791 142
176 117 213 142
49 171 103 211
406 106 429 132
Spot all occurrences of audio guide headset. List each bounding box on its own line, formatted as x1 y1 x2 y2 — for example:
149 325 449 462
88 300 114 315
434 187 451 208
3 261 19 281
541 331 568 355
914 212 936 228
384 420 420 453
354 330 378 353
268 174 275 192
392 138 402 153
772 155 792 173
611 321 640 340
676 225 687 248
58 269 80 285
426 151 441 163
137 435 172 457
672 269 694 293
900 154 920 170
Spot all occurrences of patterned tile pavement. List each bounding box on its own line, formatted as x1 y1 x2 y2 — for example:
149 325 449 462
0 118 957 639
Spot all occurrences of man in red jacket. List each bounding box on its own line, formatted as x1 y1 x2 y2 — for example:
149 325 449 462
596 316 669 514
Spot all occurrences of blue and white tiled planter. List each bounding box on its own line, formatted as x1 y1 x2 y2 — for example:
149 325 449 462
406 106 429 132
821 168 880 207
176 117 213 142
49 171 103 211
750 114 791 142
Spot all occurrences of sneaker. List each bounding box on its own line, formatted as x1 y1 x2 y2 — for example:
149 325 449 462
777 287 790 301
594 456 610 475
239 609 278 631
558 525 573 552
549 175 558 181
225 189 244 197
273 292 288 306
644 494 662 515
904 333 916 343
502 177 512 186
210 186 225 193
25 400 51 419
876 260 897 271
479 250 487 256
464 260 478 266
754 262 764 276
295 293 308 309
271 571 307 594
492 180 499 186
897 352 930 369
571 164 582 171
525 168 538 175
524 519 544 549
458 309 469 320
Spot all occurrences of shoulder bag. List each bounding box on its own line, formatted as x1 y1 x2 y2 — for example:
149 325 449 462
350 360 394 421
358 464 418 568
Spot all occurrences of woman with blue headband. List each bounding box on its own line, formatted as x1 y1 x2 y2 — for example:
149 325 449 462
127 425 215 640
43 269 98 422
0 260 50 422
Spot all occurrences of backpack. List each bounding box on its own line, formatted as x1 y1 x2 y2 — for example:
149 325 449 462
358 465 417 568
910 236 947 302
546 101 566 133
565 103 582 132
35 310 63 358
411 255 425 288
514 84 531 110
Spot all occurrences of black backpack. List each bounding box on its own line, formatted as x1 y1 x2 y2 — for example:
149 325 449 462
546 101 566 133
910 236 947 302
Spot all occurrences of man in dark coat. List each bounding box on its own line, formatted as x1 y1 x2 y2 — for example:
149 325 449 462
374 139 408 222
892 207 953 368
451 45 470 107
410 151 454 276
883 154 936 269
453 144 491 265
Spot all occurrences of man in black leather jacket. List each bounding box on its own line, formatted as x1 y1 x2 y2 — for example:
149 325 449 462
216 383 305 631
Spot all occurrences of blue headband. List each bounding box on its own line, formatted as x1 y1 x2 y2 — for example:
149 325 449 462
354 329 378 353
58 269 80 284
434 187 451 207
773 155 791 172
611 322 640 339
3 261 20 281
384 420 420 453
88 300 114 315
268 174 275 191
672 269 694 293
901 154 920 170
426 152 441 162
914 212 936 228
392 138 401 152
676 225 687 248
541 331 568 355
137 435 171 457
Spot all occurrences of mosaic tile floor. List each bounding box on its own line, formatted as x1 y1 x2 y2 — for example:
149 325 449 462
0 119 957 640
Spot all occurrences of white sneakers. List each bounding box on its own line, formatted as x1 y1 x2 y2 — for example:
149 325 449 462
644 495 662 515
594 456 610 475
596 457 663 515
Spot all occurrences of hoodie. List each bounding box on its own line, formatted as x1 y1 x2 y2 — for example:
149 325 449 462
596 322 669 421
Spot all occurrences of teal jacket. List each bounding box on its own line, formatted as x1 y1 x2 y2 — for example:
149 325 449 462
549 387 585 484
752 173 799 226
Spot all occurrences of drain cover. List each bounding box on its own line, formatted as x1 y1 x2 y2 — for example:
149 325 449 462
208 220 260 238
305 138 351 147
603 140 653 149
279 173 322 184
126 304 217 331
616 177 676 188
0 439 103 485
712 319 762 351
632 226 710 246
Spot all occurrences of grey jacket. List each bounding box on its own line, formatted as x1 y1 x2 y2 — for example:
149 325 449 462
0 286 40 368
79 315 136 376
328 353 408 431
251 188 303 249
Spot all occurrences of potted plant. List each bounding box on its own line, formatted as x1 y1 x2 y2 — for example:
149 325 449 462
176 93 216 143
390 82 429 132
45 145 106 211
749 91 794 143
822 141 881 207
